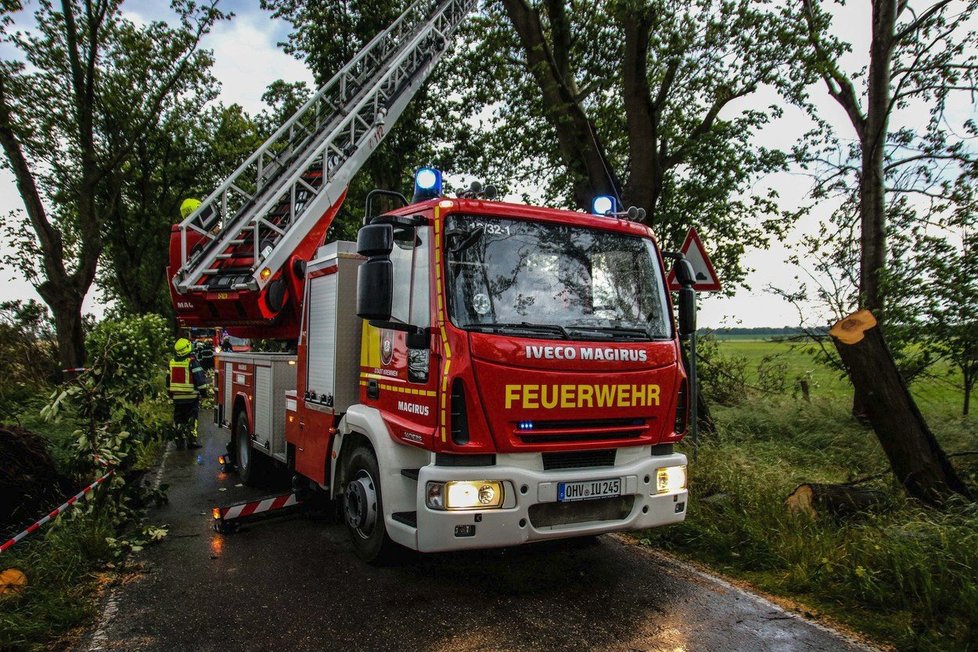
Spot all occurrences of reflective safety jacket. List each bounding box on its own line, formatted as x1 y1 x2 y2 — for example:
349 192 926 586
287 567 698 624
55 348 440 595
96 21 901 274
168 354 207 402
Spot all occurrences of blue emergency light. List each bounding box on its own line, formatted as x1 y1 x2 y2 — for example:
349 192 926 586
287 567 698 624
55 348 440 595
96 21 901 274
413 167 443 202
592 195 615 216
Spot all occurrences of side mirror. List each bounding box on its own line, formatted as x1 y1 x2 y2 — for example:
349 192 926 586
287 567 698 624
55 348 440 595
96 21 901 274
357 223 393 257
678 287 696 339
674 259 695 288
356 223 395 320
357 258 393 320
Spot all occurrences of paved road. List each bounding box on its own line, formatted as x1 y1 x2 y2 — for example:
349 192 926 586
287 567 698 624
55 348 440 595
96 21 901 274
83 413 870 652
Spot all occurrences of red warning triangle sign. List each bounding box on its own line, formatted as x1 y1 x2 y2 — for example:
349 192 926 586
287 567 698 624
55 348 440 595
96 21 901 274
666 228 721 292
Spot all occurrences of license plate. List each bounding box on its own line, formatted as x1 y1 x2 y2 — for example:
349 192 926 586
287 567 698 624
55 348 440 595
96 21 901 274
558 478 622 502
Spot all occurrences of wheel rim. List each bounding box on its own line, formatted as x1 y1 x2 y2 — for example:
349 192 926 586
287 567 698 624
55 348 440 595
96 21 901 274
237 424 250 473
344 470 378 539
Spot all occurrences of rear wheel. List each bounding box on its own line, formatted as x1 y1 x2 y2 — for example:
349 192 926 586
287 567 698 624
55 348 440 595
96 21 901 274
343 446 396 563
233 410 265 486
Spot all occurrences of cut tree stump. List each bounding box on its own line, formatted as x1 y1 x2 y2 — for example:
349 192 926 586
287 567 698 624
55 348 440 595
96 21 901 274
785 483 887 518
829 310 971 506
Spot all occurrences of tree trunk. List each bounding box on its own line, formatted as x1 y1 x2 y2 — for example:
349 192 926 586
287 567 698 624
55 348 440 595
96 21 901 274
798 378 811 402
829 310 971 506
786 482 888 517
848 2 896 423
619 7 662 216
964 376 973 417
681 340 716 437
696 388 717 435
501 0 621 209
38 285 86 372
858 0 896 317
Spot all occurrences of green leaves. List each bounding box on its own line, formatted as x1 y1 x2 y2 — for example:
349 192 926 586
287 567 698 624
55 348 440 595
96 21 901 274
0 0 229 366
103 523 168 558
85 314 170 398
35 313 174 558
445 0 809 290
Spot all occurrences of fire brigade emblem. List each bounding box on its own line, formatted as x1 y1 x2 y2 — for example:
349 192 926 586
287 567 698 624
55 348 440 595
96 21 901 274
381 329 394 366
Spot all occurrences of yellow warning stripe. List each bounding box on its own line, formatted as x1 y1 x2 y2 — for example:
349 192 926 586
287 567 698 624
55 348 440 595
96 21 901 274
433 204 452 442
359 380 436 398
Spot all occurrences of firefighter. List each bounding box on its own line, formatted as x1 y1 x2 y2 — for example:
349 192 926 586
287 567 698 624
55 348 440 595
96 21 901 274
179 197 201 220
168 337 208 450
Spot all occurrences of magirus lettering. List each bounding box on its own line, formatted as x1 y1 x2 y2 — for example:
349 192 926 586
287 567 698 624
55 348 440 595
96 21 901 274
397 401 430 416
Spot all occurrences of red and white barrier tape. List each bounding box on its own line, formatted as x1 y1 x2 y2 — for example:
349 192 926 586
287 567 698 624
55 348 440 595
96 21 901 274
0 470 115 554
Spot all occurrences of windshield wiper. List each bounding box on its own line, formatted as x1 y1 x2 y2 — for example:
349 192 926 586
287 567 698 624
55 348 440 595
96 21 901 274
464 322 570 339
566 325 652 341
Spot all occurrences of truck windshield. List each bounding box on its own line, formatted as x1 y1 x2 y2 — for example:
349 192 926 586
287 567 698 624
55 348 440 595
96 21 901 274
445 215 672 340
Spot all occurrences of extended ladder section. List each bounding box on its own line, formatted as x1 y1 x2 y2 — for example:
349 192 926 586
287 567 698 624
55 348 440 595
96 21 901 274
170 0 474 307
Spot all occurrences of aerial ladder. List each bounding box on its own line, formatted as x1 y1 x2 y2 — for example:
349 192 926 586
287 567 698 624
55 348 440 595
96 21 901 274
168 0 475 339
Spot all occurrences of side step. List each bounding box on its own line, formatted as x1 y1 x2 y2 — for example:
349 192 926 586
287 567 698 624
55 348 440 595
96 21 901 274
400 469 420 480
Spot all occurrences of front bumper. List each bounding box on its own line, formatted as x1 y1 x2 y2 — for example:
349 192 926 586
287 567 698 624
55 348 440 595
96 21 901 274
414 452 687 553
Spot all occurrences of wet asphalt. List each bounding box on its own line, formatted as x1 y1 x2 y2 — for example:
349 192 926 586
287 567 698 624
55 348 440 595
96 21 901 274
81 412 872 652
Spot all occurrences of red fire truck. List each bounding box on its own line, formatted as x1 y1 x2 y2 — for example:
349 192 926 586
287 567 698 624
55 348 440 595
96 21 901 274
168 0 694 561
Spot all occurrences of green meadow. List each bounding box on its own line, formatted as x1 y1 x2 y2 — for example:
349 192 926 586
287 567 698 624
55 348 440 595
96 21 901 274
714 337 963 413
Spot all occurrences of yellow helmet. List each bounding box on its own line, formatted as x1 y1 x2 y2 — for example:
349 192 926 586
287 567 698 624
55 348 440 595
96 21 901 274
174 338 192 356
180 198 202 220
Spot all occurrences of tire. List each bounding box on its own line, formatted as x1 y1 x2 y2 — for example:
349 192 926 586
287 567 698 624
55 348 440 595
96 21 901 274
343 446 396 563
233 410 266 487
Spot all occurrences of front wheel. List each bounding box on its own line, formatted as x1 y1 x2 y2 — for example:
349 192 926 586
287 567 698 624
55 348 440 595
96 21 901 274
343 446 396 563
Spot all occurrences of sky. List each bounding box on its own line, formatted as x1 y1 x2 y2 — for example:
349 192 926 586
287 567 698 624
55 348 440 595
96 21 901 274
0 1 971 328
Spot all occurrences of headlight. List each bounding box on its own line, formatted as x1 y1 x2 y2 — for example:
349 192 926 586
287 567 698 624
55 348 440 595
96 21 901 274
425 481 504 510
656 466 687 494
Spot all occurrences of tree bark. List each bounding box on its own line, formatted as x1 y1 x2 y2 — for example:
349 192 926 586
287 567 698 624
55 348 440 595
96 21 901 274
851 5 892 423
829 310 971 506
620 6 663 216
43 292 86 371
859 0 896 317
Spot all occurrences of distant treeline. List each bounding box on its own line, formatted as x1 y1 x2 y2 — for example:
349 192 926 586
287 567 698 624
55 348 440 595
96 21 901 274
703 327 828 339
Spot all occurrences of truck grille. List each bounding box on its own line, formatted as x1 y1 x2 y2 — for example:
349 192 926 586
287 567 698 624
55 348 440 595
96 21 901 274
542 449 616 470
515 418 648 444
529 496 634 528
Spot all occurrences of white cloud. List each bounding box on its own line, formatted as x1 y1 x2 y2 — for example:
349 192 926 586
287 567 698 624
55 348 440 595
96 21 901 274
206 11 313 115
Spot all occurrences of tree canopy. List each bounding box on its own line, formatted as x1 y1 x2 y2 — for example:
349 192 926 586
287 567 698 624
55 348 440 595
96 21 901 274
0 0 226 367
442 0 814 290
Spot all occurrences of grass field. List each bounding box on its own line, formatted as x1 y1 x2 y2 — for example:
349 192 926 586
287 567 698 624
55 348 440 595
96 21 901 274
641 337 978 651
713 337 966 415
